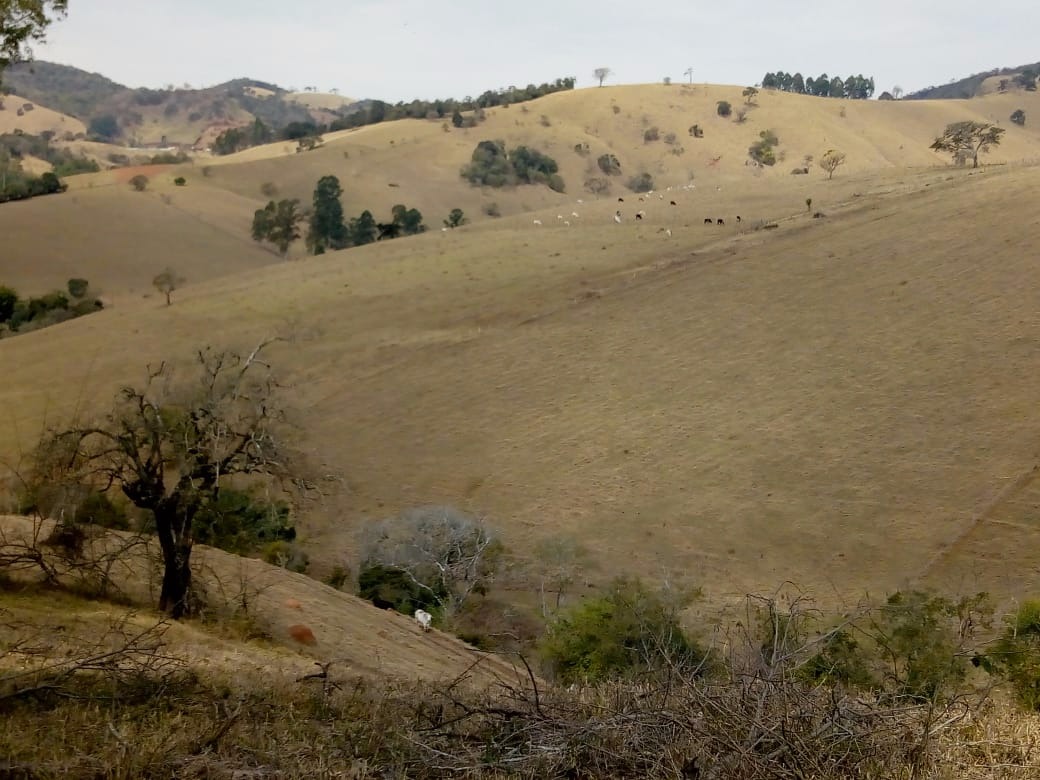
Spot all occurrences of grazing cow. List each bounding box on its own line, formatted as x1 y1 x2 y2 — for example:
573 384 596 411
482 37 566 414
614 211 622 224
665 229 672 237
618 197 625 203
736 216 742 223
288 624 317 645
670 200 677 206
414 609 433 632
717 218 725 225
571 211 579 218
533 219 542 225
635 213 643 220
704 218 713 225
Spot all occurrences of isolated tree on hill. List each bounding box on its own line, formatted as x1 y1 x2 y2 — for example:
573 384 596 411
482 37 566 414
306 175 347 254
444 207 467 228
0 0 67 79
152 267 184 306
37 341 298 618
716 100 732 117
252 198 303 257
1010 109 1026 126
892 85 904 99
819 149 847 180
930 121 1005 168
593 67 612 87
742 86 759 104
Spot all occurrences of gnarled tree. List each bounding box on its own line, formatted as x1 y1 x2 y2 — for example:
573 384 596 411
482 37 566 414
37 341 298 618
819 149 847 180
930 121 1005 169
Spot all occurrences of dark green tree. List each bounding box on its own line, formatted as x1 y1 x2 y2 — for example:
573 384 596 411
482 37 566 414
392 203 425 235
444 207 466 228
716 100 732 117
1011 109 1026 126
252 198 303 256
306 175 348 254
792 72 805 93
348 209 377 245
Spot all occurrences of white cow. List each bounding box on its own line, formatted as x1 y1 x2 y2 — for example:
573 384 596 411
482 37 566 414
414 609 433 632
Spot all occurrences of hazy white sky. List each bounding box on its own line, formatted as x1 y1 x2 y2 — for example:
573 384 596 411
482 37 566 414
34 1 1040 100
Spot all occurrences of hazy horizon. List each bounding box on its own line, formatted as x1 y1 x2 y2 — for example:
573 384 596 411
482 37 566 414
27 1 1040 101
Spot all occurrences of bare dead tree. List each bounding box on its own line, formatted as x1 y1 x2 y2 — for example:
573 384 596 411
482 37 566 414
359 506 500 617
34 340 302 618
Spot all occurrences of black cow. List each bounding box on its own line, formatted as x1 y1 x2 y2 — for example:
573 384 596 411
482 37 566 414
704 218 713 225
717 218 725 226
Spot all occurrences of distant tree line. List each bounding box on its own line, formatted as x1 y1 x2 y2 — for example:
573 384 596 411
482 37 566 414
251 174 427 256
329 77 576 132
761 72 875 99
0 278 104 337
212 78 576 156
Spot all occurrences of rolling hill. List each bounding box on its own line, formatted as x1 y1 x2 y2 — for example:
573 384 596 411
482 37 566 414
4 83 1040 623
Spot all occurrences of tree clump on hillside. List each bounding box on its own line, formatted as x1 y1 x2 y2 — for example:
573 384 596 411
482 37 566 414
461 140 564 192
762 71 875 99
1011 109 1026 126
212 118 274 155
444 207 466 229
129 174 149 192
716 100 732 117
1014 69 1038 91
0 280 102 338
0 147 66 203
252 198 303 257
930 121 1004 168
626 172 654 193
748 129 780 166
819 149 847 179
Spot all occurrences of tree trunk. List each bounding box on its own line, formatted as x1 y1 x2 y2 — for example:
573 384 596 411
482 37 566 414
154 501 195 618
165 290 172 306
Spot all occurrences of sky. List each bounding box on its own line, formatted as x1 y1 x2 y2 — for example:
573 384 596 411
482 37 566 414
32 1 1040 101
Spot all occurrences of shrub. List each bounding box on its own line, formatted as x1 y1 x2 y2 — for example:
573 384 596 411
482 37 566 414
540 114 551 127
611 104 621 114
482 201 501 217
584 176 610 195
596 153 621 175
573 142 590 156
643 126 660 143
539 577 706 683
547 173 566 193
663 132 678 145
444 207 467 228
688 124 704 138
993 600 1040 709
66 278 89 299
129 174 149 192
626 172 654 193
511 145 559 184
324 564 351 591
734 109 748 124
1011 109 1026 126
357 562 444 615
260 181 278 197
173 176 186 186
716 100 732 117
262 540 309 573
88 114 119 140
191 488 296 556
73 490 130 531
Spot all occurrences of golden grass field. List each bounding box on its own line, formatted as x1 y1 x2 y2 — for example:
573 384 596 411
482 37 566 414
4 83 1040 625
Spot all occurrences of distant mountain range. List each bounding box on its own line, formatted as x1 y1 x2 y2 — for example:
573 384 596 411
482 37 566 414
1 61 361 147
905 60 1040 100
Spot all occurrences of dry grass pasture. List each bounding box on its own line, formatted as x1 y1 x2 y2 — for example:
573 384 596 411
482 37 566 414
0 92 85 135
3 84 1040 619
